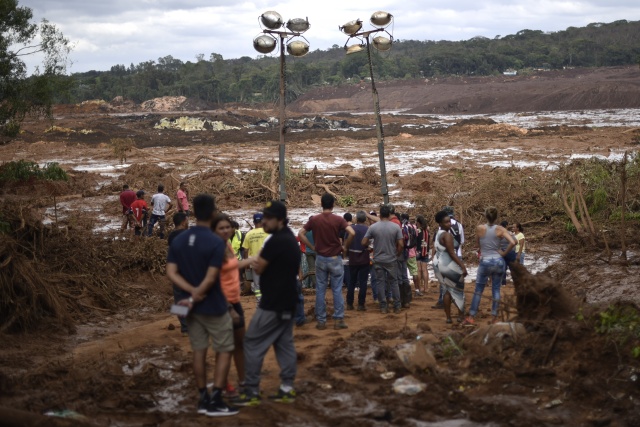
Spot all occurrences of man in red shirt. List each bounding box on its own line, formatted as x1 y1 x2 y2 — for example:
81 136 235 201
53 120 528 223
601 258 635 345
299 193 355 331
177 181 190 218
119 184 136 234
130 190 149 238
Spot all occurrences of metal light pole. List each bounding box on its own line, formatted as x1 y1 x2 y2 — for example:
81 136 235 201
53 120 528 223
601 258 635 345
340 12 394 205
254 12 310 202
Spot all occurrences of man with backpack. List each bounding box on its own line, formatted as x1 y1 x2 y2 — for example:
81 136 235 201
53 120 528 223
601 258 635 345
401 214 421 297
433 206 465 309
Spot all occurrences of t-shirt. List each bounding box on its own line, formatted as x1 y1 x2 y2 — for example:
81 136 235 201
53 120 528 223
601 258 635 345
515 232 526 253
177 189 189 211
151 193 171 216
348 223 370 266
130 199 148 223
168 228 186 245
303 212 348 257
167 226 226 316
304 230 315 255
120 190 136 214
364 220 403 264
242 227 268 257
259 227 301 312
220 242 241 304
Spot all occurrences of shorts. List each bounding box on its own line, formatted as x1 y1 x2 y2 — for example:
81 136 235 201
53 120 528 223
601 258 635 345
186 312 234 353
121 213 134 229
231 302 245 330
417 256 430 263
406 256 418 276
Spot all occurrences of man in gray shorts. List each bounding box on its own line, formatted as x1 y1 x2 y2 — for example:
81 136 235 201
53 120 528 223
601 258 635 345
167 194 238 417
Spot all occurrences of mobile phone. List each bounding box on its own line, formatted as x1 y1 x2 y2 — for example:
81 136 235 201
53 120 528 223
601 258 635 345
170 304 189 316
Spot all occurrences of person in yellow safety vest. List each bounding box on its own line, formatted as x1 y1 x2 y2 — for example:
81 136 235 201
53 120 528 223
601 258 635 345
230 220 244 261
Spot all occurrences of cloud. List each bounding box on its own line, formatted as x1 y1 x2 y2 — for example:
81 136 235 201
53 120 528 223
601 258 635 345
16 0 640 72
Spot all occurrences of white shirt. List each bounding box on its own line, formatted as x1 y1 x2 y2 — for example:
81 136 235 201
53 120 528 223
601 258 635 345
150 193 171 216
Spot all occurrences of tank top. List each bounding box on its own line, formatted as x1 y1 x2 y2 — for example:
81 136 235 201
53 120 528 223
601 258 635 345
220 242 241 304
479 224 501 259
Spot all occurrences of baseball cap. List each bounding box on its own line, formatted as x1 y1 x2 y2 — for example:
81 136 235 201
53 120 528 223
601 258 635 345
262 200 287 220
253 212 264 222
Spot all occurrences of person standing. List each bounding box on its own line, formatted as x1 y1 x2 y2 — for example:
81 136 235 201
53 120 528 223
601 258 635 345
513 222 526 265
303 218 316 288
463 207 516 326
346 211 370 311
119 184 136 234
433 206 465 309
362 205 403 314
235 201 301 406
166 194 237 417
148 184 172 239
342 212 353 289
299 193 355 331
415 215 431 294
168 212 189 335
401 213 420 297
500 220 517 286
177 181 190 217
242 213 268 302
130 190 148 238
432 210 468 324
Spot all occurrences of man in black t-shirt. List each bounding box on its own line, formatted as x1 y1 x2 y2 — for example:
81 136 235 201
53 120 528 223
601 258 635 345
234 200 301 406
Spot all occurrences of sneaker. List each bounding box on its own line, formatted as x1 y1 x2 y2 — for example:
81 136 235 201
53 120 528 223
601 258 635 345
356 305 366 311
380 307 388 314
461 316 476 327
346 304 355 310
232 392 261 407
205 400 239 417
223 383 239 399
316 322 327 330
393 307 401 314
415 290 424 297
334 319 348 330
197 393 211 414
269 387 296 403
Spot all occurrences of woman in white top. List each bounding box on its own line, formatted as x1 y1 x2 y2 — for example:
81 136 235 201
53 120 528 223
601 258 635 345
513 223 526 265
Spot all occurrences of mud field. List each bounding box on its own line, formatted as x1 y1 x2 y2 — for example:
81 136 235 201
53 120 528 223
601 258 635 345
1 69 640 426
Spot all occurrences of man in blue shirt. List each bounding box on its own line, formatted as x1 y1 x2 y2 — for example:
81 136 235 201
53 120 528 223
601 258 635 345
167 194 238 417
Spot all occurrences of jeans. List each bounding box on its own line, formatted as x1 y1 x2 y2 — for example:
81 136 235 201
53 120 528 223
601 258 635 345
295 279 305 325
147 214 166 238
347 264 370 307
373 261 400 309
315 255 345 323
519 253 525 265
305 253 316 288
396 258 412 306
470 257 505 317
172 286 188 332
502 250 517 285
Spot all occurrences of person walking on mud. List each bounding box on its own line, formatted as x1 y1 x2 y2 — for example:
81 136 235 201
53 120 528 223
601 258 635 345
119 184 136 235
299 193 355 330
362 204 404 314
463 207 516 326
235 201 301 406
432 210 468 324
166 194 238 417
147 184 172 238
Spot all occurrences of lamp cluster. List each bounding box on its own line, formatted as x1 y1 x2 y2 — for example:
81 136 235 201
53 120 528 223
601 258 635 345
340 11 394 54
253 11 310 57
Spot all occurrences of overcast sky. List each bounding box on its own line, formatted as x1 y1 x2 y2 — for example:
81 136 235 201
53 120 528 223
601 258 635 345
19 0 640 73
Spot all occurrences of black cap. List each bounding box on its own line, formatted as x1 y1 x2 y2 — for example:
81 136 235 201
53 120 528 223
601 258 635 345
263 200 287 220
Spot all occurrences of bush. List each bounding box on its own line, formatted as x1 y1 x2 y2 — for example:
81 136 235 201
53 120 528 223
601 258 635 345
0 160 68 182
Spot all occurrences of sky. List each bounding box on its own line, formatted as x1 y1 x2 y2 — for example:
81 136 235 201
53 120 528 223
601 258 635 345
18 0 640 73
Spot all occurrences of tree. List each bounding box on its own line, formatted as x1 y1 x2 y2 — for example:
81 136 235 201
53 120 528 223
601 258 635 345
0 0 72 139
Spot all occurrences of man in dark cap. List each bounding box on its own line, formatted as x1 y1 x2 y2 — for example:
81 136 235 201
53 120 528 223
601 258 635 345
236 201 301 406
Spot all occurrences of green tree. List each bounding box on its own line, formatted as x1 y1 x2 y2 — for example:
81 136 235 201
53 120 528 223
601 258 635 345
0 0 72 140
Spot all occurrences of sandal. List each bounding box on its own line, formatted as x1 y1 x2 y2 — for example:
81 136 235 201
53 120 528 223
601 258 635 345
461 316 476 327
446 318 453 324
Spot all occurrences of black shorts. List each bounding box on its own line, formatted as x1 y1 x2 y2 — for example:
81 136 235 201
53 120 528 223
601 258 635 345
231 302 245 330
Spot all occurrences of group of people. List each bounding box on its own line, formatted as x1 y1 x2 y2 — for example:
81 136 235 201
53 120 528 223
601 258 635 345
119 181 190 238
160 188 527 417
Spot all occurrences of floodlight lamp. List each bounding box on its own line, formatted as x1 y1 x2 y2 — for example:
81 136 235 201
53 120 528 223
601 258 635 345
345 43 365 55
254 34 277 54
261 11 284 29
373 36 392 51
287 40 309 57
340 19 363 36
370 11 393 28
286 17 310 33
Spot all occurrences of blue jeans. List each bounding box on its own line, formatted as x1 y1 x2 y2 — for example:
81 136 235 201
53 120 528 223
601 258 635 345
295 279 305 325
502 250 517 285
347 264 370 307
315 255 345 323
396 258 412 306
147 214 166 238
373 261 400 309
470 257 505 317
519 253 525 265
